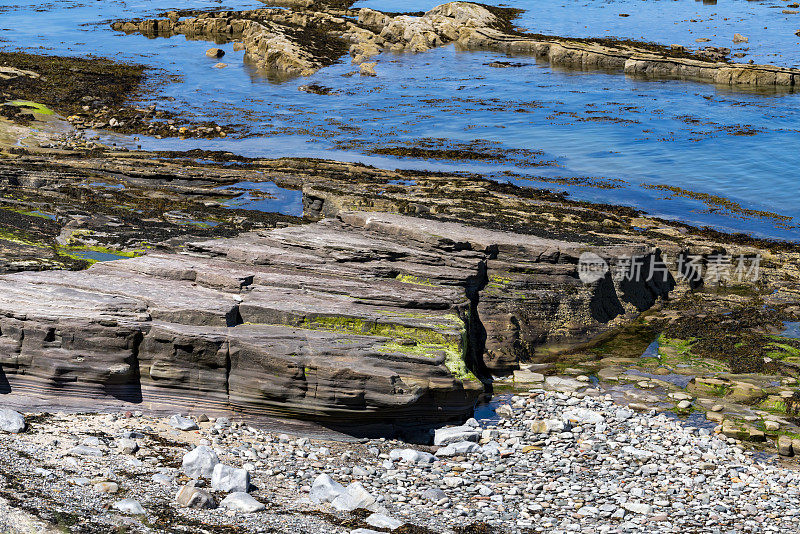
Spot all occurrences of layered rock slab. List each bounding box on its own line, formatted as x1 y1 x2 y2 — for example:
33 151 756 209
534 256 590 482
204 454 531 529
0 215 479 424
0 211 670 425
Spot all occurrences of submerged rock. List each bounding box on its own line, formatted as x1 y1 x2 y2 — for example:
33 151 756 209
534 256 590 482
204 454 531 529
298 84 337 95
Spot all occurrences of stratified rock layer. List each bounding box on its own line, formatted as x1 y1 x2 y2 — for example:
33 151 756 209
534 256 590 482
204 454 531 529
0 211 669 424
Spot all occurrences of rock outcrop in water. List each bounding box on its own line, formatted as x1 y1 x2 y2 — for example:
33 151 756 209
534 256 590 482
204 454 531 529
112 7 352 77
112 1 800 86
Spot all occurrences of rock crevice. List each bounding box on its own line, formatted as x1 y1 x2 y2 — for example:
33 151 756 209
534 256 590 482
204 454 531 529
0 210 670 425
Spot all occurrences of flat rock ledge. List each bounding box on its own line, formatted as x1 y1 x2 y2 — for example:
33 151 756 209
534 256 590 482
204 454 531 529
112 2 800 86
0 211 668 428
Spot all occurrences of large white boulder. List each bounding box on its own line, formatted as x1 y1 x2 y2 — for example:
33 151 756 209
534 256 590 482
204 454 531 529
562 408 605 425
220 492 265 513
309 473 347 503
433 425 481 446
331 482 377 512
113 499 145 515
435 441 481 457
389 448 436 464
182 445 219 478
211 464 250 493
0 409 25 433
366 512 403 530
169 414 199 431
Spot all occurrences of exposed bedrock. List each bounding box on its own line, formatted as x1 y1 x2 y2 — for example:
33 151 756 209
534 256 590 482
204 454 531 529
0 210 671 428
112 2 800 86
111 7 351 77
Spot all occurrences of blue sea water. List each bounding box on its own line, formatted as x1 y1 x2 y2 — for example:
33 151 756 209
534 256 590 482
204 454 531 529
1 0 799 240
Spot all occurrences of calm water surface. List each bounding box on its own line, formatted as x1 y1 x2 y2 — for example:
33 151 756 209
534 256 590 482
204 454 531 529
1 0 799 240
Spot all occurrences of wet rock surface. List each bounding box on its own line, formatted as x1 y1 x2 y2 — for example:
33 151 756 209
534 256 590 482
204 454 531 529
110 1 800 86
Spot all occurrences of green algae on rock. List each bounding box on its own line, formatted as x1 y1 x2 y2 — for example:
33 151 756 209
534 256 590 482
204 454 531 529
0 135 798 437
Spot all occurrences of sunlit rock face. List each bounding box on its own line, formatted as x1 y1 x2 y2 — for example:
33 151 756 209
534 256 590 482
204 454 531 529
0 210 670 426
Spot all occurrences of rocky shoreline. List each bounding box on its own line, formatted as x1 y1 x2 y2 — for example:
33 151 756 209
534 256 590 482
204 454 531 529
1 386 799 534
0 130 799 438
111 1 800 86
0 174 670 430
3 13 800 532
0 119 798 433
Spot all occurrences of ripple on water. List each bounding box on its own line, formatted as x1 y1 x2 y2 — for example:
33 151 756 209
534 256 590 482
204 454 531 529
781 322 800 339
218 181 303 217
664 410 717 431
625 369 695 389
474 393 513 426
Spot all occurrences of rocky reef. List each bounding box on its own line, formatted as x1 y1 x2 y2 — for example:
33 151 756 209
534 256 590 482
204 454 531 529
112 1 800 86
2 43 800 439
1 143 798 442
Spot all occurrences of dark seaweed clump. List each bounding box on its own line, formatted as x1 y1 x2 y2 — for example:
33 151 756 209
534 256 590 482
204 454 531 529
0 51 146 117
658 302 785 374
